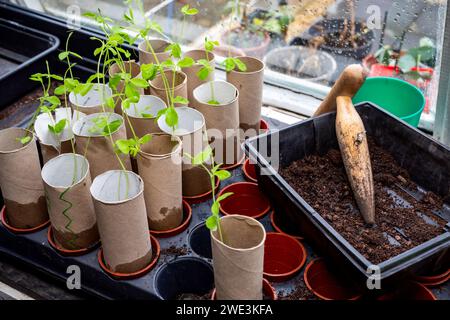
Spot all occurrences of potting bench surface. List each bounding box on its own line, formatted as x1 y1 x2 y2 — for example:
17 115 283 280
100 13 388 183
0 105 449 300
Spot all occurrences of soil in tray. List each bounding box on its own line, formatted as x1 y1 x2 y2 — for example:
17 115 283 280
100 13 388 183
280 139 448 264
322 32 367 49
279 280 317 300
161 245 189 257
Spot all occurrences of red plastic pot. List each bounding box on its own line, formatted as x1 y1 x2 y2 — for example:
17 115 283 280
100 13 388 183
263 232 307 282
150 200 192 238
218 182 271 219
270 211 304 240
377 282 437 300
414 267 450 287
98 234 160 280
304 258 363 300
211 278 277 300
47 227 100 257
1 205 50 234
260 119 269 132
243 158 257 183
220 154 245 171
183 176 220 205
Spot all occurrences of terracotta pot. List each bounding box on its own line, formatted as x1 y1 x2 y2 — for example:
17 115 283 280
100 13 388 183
108 60 143 114
137 133 183 231
182 49 215 104
41 153 99 250
211 214 266 300
138 38 171 65
123 95 166 139
0 128 48 229
226 56 265 136
69 83 113 115
158 107 212 197
377 281 437 300
270 211 303 240
263 232 307 282
98 234 160 280
91 170 152 274
221 28 271 59
149 70 187 108
73 112 131 178
150 200 192 238
192 80 241 165
304 258 363 300
211 278 277 300
34 107 85 164
217 182 271 219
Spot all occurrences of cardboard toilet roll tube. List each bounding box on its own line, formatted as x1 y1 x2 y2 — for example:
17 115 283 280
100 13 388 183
73 112 131 178
150 70 187 108
138 38 171 65
123 95 166 139
109 61 144 114
41 153 99 250
211 215 266 300
137 133 183 230
35 108 85 164
90 170 152 273
226 56 264 134
157 107 211 197
192 80 240 165
69 83 113 115
0 128 48 229
182 49 215 104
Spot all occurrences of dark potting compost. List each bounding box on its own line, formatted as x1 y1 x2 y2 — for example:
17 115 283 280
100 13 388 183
280 140 447 264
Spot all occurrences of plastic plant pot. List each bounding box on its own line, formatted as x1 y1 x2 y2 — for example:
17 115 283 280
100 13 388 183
220 154 245 171
414 267 450 287
260 119 270 132
211 279 277 300
221 28 271 59
217 182 271 219
263 232 307 282
377 282 437 300
304 258 363 300
269 211 304 240
189 222 212 260
150 200 192 238
47 227 100 257
154 257 214 300
243 158 258 183
182 176 220 205
352 77 426 127
1 205 49 234
98 234 160 280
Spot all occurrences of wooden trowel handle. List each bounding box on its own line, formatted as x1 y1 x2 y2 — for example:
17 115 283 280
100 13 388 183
314 64 367 117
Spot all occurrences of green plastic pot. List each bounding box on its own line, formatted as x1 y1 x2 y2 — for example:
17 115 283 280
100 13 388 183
353 77 425 127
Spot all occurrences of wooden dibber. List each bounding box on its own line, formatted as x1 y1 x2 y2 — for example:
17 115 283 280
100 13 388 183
314 64 367 117
335 96 375 225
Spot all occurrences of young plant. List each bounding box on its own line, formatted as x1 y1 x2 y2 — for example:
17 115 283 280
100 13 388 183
196 38 220 105
185 146 233 244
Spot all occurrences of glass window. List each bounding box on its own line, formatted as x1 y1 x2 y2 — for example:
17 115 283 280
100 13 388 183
4 0 449 129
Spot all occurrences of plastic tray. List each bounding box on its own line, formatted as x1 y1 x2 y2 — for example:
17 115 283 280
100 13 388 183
244 102 450 287
0 18 59 108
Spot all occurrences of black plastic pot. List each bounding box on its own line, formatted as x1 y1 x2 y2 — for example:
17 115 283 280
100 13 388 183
290 18 374 60
0 18 59 108
244 102 450 287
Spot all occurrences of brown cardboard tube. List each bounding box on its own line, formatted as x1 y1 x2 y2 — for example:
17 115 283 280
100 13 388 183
137 133 183 230
90 170 152 273
211 215 266 300
182 49 215 104
109 61 144 114
226 56 264 134
150 70 187 108
123 95 166 139
69 84 113 115
73 112 131 179
138 38 171 65
192 80 240 165
157 107 212 197
0 128 48 229
41 153 99 250
313 64 367 117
